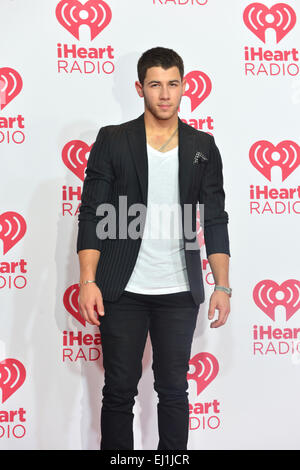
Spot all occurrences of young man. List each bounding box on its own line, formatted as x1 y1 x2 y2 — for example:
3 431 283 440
77 47 231 450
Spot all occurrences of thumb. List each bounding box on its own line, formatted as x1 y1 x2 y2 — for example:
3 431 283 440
208 298 215 320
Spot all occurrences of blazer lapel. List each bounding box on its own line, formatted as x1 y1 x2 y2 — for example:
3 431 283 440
126 113 148 206
126 112 197 206
178 116 197 205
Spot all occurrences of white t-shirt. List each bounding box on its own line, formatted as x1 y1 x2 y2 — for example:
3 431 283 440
124 143 190 294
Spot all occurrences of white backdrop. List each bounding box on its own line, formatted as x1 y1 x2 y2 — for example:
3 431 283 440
1 0 300 450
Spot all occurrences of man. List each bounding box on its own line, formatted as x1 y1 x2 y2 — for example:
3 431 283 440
76 47 231 450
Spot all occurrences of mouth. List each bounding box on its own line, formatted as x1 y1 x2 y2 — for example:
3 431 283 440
159 105 171 110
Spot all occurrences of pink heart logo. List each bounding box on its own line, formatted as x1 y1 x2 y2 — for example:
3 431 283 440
243 3 296 43
187 352 219 395
253 279 300 321
180 71 212 113
0 211 27 255
0 359 26 404
62 140 92 181
196 206 205 249
56 0 112 41
0 67 23 111
249 140 300 182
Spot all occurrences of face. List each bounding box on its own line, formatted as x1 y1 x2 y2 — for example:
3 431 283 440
135 66 186 121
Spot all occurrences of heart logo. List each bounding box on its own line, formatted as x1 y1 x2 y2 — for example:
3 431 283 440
0 211 27 255
243 3 296 43
63 283 100 326
62 140 92 181
56 0 112 41
0 67 23 111
180 70 212 113
0 358 26 404
63 283 86 326
187 352 219 395
253 279 300 321
249 140 300 182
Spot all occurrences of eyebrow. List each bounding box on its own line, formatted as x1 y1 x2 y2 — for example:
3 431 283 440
147 79 181 85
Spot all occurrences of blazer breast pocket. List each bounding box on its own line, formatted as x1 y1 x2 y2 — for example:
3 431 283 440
193 151 208 165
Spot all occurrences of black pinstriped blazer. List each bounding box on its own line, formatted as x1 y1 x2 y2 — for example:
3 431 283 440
76 112 230 306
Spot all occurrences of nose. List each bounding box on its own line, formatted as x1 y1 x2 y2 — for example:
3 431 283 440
159 85 170 100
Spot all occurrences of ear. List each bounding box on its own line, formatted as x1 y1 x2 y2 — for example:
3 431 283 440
135 81 144 98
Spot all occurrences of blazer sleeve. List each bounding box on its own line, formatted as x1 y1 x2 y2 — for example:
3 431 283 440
198 135 231 258
76 126 115 253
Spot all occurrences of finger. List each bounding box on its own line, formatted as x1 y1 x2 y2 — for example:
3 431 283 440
210 307 225 328
211 318 223 328
91 309 101 326
86 305 100 326
211 308 229 328
208 301 216 320
80 305 93 325
82 304 96 325
96 300 105 317
223 310 230 324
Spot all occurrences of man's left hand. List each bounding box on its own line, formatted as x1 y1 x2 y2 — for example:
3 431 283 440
208 291 231 328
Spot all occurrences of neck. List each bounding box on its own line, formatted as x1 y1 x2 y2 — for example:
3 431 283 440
144 108 178 134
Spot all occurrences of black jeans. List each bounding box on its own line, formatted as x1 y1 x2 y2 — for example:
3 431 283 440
99 289 199 450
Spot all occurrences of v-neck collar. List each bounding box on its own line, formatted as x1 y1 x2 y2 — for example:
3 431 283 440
147 143 178 156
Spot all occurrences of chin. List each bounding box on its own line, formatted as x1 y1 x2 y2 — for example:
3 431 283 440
157 108 176 119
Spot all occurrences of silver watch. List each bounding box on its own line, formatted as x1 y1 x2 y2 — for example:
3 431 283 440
214 285 232 297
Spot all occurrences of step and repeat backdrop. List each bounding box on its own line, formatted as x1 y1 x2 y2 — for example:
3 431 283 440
1 0 300 450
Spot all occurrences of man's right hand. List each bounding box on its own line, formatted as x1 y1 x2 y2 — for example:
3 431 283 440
78 283 105 326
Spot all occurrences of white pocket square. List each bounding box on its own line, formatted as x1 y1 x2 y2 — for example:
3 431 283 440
193 151 208 164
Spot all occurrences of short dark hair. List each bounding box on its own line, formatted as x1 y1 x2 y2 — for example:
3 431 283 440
137 47 184 86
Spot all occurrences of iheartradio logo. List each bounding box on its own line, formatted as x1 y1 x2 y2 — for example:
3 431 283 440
181 71 211 112
243 3 296 43
249 140 300 182
62 139 91 181
56 0 112 41
62 284 101 363
253 279 300 321
187 352 219 395
0 67 23 111
0 359 26 404
0 211 27 255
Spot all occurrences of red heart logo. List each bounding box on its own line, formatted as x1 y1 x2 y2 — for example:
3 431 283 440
181 71 212 113
0 211 27 255
243 3 296 43
253 279 300 321
63 283 86 326
187 352 219 395
0 358 26 404
249 140 300 182
56 0 112 41
0 68 23 111
62 140 92 181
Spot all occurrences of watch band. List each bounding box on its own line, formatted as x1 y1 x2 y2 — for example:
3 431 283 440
78 280 96 287
214 285 232 297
